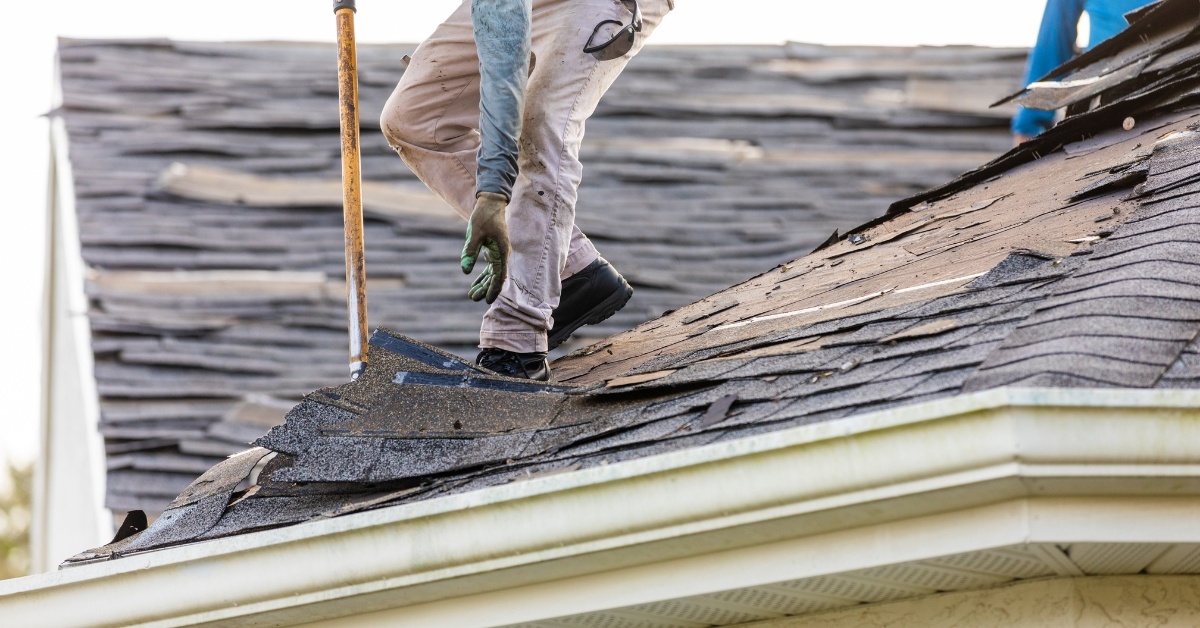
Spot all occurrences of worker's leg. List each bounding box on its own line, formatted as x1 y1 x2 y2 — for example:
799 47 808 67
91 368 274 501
379 0 595 261
379 1 480 219
480 0 673 353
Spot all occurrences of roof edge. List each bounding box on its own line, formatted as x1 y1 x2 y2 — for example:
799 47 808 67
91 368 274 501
4 387 1200 626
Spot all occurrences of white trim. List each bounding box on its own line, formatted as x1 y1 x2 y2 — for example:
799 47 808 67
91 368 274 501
305 501 1200 628
31 90 58 577
30 114 111 574
3 388 1200 627
54 116 110 549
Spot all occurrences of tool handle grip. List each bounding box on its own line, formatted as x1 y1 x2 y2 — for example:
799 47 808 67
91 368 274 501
333 0 356 13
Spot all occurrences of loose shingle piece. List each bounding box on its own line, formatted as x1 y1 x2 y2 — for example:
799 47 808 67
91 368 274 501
61 0 1200 563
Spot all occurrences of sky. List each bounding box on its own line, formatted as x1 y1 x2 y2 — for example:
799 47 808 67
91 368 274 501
0 0 1055 469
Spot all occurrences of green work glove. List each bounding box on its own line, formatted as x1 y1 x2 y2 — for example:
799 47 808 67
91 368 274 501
461 191 510 305
468 265 495 302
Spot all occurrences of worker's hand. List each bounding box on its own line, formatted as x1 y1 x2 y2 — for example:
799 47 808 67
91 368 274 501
467 265 495 302
1013 134 1035 147
461 192 510 304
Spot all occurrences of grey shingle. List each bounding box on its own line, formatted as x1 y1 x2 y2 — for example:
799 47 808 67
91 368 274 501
971 353 1170 389
165 448 270 509
197 493 365 541
121 493 230 554
983 336 1185 368
1005 314 1199 345
367 432 537 482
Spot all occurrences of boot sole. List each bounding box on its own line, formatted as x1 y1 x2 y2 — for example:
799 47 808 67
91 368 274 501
548 281 634 350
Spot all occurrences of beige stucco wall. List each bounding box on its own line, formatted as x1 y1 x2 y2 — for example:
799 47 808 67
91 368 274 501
740 576 1200 627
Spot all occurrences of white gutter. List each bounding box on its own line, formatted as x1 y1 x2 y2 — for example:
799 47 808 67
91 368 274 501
3 387 1200 627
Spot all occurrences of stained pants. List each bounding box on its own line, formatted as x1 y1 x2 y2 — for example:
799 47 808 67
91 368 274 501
380 0 672 352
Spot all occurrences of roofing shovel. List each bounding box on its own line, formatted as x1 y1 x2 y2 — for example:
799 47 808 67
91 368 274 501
334 0 369 380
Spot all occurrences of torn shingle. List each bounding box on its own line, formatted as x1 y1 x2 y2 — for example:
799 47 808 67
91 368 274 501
120 492 231 554
165 447 271 509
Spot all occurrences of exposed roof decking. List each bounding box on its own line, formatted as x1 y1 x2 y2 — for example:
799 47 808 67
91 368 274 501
551 121 1159 387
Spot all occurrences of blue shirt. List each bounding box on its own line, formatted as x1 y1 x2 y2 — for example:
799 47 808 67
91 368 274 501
474 0 532 200
1012 0 1152 136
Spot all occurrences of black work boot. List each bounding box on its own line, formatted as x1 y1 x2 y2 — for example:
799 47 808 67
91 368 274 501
476 348 551 381
549 257 633 350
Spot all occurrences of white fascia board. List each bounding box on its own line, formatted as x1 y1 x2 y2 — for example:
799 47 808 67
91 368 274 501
30 115 110 574
3 387 1200 627
51 117 108 531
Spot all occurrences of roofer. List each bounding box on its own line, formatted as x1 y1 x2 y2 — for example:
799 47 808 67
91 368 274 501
1013 0 1153 144
381 0 672 381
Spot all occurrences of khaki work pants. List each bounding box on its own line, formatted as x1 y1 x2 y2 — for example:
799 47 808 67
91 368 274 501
381 0 673 353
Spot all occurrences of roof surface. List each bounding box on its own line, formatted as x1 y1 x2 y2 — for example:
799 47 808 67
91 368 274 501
66 0 1200 564
56 38 1021 513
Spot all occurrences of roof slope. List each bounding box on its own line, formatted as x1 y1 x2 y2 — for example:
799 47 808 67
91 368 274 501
55 39 1021 513
64 0 1200 565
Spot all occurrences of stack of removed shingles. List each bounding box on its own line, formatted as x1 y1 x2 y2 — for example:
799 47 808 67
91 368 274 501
67 0 1200 563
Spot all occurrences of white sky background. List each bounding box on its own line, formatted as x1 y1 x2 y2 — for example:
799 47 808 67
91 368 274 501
0 0 1055 467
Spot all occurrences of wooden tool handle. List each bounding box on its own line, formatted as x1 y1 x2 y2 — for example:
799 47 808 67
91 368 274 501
336 1 368 379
